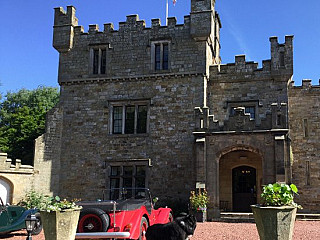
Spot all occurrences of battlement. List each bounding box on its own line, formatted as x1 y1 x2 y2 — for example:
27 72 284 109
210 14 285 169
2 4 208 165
0 152 34 173
289 79 320 91
210 36 293 80
65 14 191 36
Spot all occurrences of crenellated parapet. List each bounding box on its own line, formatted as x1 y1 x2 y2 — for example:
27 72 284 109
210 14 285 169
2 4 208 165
0 152 33 173
210 36 293 81
53 3 221 83
194 102 288 133
289 79 320 91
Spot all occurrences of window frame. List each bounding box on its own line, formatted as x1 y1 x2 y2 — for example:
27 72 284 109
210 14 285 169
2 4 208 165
151 41 170 71
108 163 148 199
109 100 150 135
90 46 107 75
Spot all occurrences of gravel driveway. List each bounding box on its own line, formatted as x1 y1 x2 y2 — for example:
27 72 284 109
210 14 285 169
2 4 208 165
1 221 319 240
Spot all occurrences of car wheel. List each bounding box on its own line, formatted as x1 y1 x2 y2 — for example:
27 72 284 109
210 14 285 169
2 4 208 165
31 212 42 235
138 217 148 240
78 208 110 232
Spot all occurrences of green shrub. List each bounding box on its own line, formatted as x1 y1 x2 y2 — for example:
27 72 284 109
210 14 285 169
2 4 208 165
261 183 301 208
19 190 81 212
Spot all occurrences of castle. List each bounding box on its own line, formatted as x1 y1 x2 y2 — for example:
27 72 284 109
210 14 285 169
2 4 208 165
1 0 319 218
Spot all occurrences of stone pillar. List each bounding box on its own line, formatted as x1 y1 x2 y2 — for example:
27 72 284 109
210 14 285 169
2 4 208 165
195 138 206 183
0 152 7 169
206 145 220 219
274 135 286 182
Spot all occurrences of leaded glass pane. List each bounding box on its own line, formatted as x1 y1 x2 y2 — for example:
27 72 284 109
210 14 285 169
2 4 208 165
113 106 123 134
125 106 135 134
137 105 147 133
163 43 169 70
155 44 161 70
101 49 106 74
93 49 99 74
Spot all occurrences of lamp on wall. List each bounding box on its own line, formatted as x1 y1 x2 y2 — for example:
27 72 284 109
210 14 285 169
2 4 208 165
25 214 37 240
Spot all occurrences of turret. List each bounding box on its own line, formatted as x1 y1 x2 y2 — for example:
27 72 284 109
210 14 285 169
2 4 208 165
190 0 216 41
53 6 78 53
269 35 293 75
190 0 221 66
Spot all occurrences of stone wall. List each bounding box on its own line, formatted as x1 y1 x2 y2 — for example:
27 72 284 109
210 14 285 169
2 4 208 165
288 80 320 212
55 74 204 203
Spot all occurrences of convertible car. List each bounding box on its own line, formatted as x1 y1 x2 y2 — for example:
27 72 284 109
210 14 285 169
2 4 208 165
76 188 172 240
0 197 42 235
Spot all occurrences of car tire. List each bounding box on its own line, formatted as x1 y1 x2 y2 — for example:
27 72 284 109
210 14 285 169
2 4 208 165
138 217 148 240
77 208 110 232
31 212 43 235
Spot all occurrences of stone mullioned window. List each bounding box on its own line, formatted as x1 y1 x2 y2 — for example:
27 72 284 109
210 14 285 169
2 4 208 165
151 41 170 71
109 165 146 199
110 101 149 135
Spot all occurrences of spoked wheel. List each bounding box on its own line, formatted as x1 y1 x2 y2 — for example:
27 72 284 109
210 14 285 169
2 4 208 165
78 208 109 232
139 217 148 240
31 212 42 235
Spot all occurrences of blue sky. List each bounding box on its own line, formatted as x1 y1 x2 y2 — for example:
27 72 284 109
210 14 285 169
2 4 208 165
1 0 319 94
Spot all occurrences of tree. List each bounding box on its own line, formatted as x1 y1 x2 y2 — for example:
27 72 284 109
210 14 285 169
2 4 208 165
0 86 59 165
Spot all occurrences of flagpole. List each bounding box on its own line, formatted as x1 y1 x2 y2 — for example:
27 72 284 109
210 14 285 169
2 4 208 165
166 0 168 25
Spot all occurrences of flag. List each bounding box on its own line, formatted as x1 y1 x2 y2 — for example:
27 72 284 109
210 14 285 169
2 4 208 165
173 0 177 6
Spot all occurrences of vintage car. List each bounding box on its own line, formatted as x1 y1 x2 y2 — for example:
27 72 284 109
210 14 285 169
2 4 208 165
76 188 172 240
0 197 42 235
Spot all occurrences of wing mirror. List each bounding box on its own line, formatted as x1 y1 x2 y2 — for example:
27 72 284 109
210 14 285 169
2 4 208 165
152 197 158 206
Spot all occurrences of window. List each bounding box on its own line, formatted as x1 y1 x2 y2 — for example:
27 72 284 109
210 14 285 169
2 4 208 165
152 41 170 71
91 47 106 74
110 102 149 135
109 165 147 199
306 161 311 186
303 119 309 137
231 106 255 120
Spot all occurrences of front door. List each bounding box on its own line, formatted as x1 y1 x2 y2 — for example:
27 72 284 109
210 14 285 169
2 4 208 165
232 166 256 212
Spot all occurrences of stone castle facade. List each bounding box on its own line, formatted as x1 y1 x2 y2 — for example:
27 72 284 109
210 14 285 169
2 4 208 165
1 0 319 218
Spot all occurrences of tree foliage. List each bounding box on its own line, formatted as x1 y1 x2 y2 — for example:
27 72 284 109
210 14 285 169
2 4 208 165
0 86 59 165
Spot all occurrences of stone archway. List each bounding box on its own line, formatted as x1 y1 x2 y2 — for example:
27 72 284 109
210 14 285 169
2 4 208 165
218 148 263 212
0 177 13 204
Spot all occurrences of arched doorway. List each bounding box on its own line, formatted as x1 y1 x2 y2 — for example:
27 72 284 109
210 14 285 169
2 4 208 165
219 149 262 212
232 166 256 212
0 177 12 204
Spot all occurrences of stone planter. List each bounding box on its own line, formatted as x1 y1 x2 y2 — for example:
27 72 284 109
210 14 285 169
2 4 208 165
251 205 297 240
40 209 81 240
190 210 207 222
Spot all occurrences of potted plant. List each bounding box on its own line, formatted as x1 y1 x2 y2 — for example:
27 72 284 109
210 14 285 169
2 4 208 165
20 191 81 240
251 183 301 240
39 195 82 240
189 189 209 222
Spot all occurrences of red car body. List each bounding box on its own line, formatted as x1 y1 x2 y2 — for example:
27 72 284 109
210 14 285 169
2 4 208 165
76 188 172 240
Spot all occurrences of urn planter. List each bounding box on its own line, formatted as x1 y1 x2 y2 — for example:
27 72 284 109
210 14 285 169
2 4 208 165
251 205 297 240
40 209 81 240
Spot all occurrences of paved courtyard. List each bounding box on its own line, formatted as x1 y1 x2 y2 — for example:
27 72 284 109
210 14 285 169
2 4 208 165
1 221 319 240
